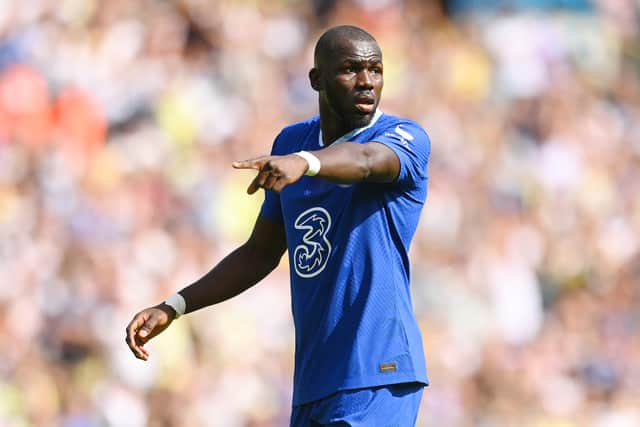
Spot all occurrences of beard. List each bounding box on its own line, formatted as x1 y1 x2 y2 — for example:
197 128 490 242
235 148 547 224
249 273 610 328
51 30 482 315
345 110 376 129
325 95 378 131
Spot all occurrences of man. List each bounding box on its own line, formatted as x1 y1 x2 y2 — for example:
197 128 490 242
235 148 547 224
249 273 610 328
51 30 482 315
126 25 430 426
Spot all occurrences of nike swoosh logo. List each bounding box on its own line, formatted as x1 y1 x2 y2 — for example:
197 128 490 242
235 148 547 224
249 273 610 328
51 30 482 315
395 125 414 141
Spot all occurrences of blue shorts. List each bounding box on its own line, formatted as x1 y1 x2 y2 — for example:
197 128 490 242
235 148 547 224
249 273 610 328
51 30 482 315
290 382 424 427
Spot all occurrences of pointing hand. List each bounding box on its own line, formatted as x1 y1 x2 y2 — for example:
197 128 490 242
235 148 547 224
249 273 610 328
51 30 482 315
233 154 309 194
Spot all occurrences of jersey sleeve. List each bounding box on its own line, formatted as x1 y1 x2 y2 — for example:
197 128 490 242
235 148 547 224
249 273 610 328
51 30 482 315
259 132 285 223
370 120 431 187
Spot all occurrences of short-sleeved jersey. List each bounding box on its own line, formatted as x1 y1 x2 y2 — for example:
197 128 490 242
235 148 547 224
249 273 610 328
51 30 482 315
260 111 430 405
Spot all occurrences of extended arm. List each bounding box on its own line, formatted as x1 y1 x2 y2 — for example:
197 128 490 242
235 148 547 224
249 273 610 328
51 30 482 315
233 141 400 194
125 215 287 360
312 141 399 183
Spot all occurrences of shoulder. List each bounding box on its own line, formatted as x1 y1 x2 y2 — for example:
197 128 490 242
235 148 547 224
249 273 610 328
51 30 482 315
271 116 319 154
376 113 428 135
278 116 319 142
374 113 431 148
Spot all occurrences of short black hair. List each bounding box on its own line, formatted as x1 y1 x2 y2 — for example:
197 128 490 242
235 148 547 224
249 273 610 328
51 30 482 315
314 25 379 67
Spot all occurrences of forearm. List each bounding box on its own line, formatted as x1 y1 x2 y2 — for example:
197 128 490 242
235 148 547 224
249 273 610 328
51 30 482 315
178 243 280 314
310 141 399 184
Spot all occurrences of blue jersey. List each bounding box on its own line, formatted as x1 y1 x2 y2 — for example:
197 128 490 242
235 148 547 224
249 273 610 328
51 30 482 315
260 111 430 405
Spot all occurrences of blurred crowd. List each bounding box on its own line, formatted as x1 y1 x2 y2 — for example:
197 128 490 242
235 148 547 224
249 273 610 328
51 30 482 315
0 0 639 426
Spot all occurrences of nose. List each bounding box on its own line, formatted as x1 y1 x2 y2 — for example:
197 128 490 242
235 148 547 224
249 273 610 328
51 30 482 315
355 69 374 89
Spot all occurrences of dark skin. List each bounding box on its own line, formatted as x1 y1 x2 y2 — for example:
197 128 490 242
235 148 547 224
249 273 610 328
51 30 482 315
125 36 401 361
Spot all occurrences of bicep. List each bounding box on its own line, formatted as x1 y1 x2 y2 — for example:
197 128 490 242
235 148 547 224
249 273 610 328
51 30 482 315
246 214 287 267
361 141 401 183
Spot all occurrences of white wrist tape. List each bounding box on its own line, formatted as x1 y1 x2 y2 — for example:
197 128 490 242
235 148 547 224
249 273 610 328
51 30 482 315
293 151 321 176
165 293 186 319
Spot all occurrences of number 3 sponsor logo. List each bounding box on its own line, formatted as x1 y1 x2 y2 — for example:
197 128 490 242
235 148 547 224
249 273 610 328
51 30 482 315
294 207 332 278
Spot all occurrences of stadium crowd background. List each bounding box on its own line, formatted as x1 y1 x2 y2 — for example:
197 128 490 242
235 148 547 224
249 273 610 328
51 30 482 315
0 0 639 426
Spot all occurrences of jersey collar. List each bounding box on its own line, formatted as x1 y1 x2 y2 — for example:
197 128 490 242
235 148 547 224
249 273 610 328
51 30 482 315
318 109 383 147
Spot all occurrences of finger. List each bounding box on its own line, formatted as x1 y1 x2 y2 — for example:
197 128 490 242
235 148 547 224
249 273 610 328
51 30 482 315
232 156 269 170
137 316 158 340
247 171 269 195
126 315 148 360
133 316 157 361
263 173 279 191
134 336 150 360
128 335 148 361
247 176 261 195
272 177 289 193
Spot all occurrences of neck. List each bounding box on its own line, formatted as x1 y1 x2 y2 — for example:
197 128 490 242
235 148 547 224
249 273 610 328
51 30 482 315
319 103 372 146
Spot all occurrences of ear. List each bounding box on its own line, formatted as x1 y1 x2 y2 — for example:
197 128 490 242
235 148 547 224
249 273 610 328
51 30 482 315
309 68 321 92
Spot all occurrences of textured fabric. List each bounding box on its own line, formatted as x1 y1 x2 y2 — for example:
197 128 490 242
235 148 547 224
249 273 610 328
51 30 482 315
289 382 425 427
260 113 431 405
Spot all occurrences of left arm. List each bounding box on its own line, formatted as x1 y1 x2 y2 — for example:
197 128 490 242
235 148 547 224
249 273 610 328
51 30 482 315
233 141 399 194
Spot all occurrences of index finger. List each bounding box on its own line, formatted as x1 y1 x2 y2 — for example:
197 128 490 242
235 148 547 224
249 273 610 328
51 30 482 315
126 315 148 360
232 156 270 170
